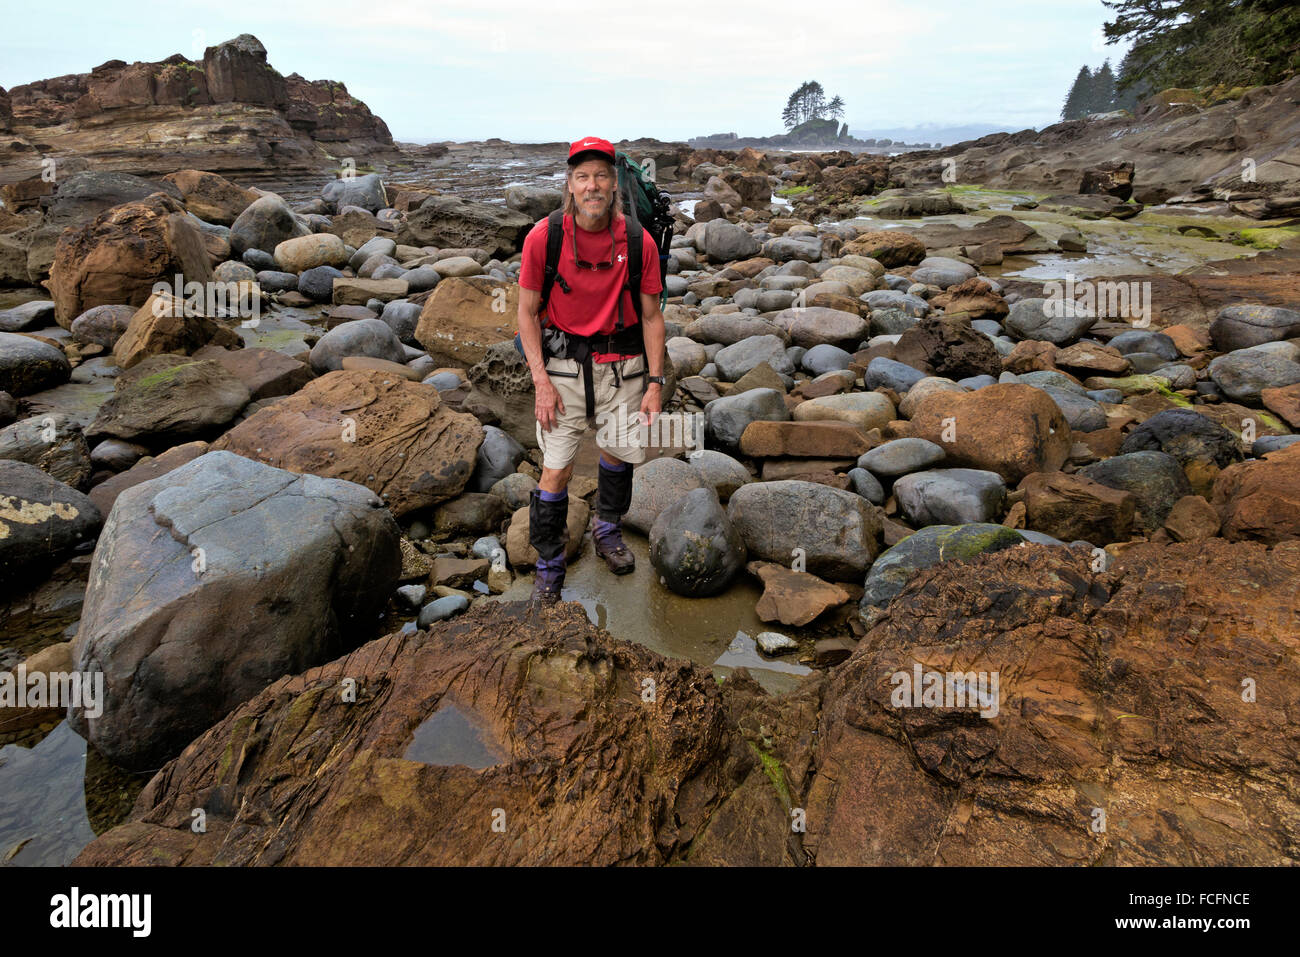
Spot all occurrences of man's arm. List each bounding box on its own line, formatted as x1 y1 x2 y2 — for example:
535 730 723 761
517 285 549 383
639 292 665 379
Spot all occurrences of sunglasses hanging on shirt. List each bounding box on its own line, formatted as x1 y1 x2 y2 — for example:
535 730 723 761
572 217 617 270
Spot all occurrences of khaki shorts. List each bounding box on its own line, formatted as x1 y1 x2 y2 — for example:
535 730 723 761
536 353 649 470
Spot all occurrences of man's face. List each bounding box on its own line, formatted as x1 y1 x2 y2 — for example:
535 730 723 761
569 158 614 217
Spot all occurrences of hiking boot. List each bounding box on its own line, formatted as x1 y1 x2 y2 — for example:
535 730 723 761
594 457 636 574
529 554 566 608
593 517 635 574
528 487 569 609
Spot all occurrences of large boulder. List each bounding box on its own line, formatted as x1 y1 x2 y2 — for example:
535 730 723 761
700 219 760 263
649 486 747 597
273 233 349 273
1211 443 1300 544
23 171 184 282
1119 408 1243 496
1210 304 1300 352
1080 450 1193 531
1208 349 1300 404
0 332 71 396
0 412 92 489
208 369 484 517
894 315 1001 380
86 355 251 446
858 523 1024 625
821 540 1300 864
73 601 790 866
413 276 518 366
308 317 408 374
1005 297 1097 346
704 387 791 453
842 230 925 267
778 307 869 351
0 460 102 589
229 194 307 257
398 196 532 259
727 479 880 582
161 170 258 226
894 468 1006 526
908 384 1071 484
1018 471 1136 544
46 192 212 328
321 173 387 214
67 449 400 771
111 292 245 370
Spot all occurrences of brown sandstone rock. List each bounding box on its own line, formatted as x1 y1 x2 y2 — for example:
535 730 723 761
908 384 1071 483
209 369 483 516
805 540 1300 865
46 192 213 328
1211 443 1300 544
1018 470 1137 544
842 230 925 267
739 420 872 458
414 276 517 366
161 169 257 226
748 560 851 626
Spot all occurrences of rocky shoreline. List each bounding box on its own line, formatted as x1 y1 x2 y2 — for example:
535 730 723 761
1 66 1299 865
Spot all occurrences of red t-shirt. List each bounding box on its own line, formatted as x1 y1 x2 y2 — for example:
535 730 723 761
519 211 662 362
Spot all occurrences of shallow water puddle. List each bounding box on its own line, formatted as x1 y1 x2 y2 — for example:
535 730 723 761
712 631 813 693
403 702 504 769
0 722 96 866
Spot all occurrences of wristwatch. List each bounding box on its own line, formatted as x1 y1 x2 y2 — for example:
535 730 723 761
647 375 666 386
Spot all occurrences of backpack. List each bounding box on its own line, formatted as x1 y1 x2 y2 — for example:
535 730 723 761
538 150 676 327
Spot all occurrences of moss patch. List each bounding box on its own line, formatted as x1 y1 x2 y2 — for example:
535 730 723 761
776 184 813 198
748 741 791 808
131 362 199 392
1238 226 1300 250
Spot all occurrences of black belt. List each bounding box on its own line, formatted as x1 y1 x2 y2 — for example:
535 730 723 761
542 324 646 419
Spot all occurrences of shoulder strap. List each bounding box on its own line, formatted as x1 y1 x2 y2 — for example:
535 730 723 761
625 218 643 326
539 208 566 315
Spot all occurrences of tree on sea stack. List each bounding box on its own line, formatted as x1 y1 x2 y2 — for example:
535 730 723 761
781 80 847 129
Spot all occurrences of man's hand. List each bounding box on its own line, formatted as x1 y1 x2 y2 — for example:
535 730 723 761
536 374 565 431
639 383 661 428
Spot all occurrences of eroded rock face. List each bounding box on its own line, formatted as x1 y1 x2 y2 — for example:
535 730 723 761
75 540 1300 866
73 601 776 865
808 540 1300 866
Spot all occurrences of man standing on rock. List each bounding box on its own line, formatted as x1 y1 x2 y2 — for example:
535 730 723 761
516 135 667 608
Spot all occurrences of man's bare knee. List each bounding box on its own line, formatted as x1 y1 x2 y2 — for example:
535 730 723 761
539 463 574 493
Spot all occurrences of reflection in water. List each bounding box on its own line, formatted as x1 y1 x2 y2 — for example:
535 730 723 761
0 723 96 866
0 722 149 867
403 703 504 769
714 631 813 679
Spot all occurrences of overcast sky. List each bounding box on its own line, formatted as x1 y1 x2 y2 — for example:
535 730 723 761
1 0 1130 143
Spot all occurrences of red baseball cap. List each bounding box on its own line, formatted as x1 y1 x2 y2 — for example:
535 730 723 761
567 135 616 166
